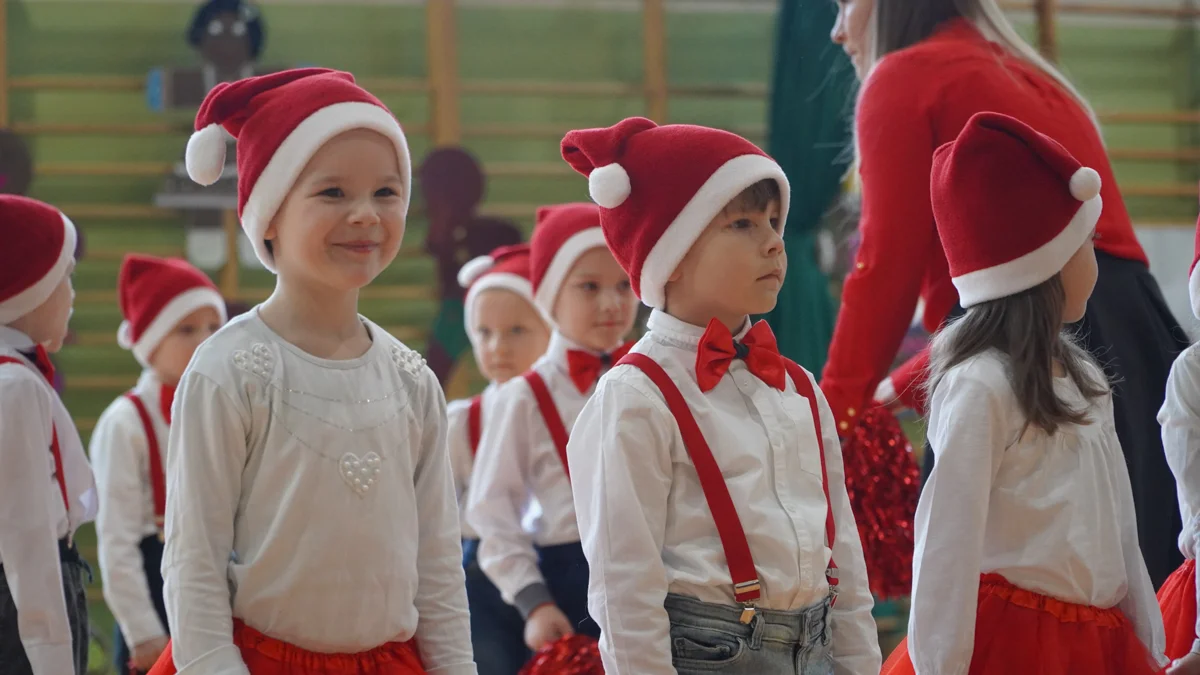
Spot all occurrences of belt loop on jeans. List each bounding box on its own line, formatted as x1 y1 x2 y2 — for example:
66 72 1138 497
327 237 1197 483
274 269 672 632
747 610 765 649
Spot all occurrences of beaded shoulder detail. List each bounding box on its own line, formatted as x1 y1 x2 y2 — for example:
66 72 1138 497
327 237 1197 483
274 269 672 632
391 343 426 378
232 342 275 381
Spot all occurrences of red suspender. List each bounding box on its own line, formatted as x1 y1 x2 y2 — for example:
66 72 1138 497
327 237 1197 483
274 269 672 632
618 352 839 621
467 395 483 457
0 356 70 513
523 371 571 478
782 360 839 591
124 392 167 538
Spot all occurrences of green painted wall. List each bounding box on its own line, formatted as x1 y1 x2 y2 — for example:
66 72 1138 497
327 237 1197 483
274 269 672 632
8 3 1193 670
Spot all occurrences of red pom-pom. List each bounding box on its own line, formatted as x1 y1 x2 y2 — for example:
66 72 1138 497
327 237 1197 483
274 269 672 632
842 406 921 599
519 635 604 675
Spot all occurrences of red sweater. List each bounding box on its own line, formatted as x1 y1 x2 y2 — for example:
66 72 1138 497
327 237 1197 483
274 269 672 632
819 19 1148 433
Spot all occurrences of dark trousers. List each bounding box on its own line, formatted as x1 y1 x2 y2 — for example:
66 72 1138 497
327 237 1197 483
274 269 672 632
113 534 170 675
922 252 1189 588
463 538 529 675
0 538 90 675
536 541 599 639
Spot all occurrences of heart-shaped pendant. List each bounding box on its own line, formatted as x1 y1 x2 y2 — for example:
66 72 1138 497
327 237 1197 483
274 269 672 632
340 452 382 497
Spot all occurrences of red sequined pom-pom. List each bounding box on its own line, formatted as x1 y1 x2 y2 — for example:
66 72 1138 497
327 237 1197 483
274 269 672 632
843 406 921 599
519 635 604 675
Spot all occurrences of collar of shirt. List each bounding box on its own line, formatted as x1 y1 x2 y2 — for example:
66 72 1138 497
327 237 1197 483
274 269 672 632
0 325 37 352
645 309 751 350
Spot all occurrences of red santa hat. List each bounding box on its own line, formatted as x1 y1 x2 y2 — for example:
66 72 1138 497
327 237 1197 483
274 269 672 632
1190 207 1200 320
529 203 607 317
117 254 228 365
561 117 789 310
932 112 1102 308
185 67 410 273
458 243 546 329
0 195 77 324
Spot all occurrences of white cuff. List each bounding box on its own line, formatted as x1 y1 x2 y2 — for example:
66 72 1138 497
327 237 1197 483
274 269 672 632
873 377 897 405
1191 638 1200 655
23 642 75 675
175 644 251 675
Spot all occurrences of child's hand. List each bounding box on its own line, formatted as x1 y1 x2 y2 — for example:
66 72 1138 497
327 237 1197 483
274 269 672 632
1169 652 1200 675
524 603 575 651
131 635 169 671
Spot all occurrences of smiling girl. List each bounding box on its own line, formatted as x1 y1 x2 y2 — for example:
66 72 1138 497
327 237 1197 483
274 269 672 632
146 69 474 675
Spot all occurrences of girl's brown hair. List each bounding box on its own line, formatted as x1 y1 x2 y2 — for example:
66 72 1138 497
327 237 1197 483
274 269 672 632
925 274 1108 435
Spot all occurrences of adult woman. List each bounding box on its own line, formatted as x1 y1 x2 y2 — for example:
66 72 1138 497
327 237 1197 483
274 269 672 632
824 0 1188 587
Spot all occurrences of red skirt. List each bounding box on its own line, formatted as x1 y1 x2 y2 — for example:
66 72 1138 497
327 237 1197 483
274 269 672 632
882 574 1164 675
146 619 426 675
1158 558 1198 661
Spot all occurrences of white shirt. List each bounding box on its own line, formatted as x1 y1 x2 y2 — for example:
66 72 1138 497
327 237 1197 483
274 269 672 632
566 311 880 675
1159 342 1200 654
0 325 97 675
162 311 474 675
448 384 495 540
90 369 171 648
465 331 595 609
911 350 1166 674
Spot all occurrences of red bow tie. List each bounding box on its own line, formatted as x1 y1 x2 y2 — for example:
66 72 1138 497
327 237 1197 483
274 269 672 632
160 383 176 424
18 345 55 385
567 342 635 393
696 319 785 393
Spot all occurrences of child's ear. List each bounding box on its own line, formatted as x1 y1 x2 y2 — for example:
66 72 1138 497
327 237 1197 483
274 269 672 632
667 267 682 283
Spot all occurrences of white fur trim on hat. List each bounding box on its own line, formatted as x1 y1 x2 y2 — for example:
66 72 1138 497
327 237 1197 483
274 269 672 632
464 273 548 340
1189 261 1200 321
240 101 412 273
953 194 1102 308
120 286 228 366
533 227 607 318
589 163 631 209
0 213 77 324
458 255 496 289
639 154 790 310
186 123 229 186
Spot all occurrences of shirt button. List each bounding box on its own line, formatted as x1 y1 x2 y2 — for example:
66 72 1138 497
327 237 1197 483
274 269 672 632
856 262 865 270
838 420 849 431
847 407 856 417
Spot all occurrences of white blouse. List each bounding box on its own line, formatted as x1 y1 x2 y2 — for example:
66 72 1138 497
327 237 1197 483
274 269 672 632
91 369 171 648
1159 342 1200 654
911 350 1165 674
0 325 96 675
566 311 880 675
465 331 597 615
162 311 474 675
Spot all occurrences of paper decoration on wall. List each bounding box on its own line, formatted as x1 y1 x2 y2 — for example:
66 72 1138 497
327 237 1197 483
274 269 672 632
419 148 524 384
147 0 273 270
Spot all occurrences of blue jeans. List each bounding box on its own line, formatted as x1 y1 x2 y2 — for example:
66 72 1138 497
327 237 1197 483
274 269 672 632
665 593 833 674
464 538 530 675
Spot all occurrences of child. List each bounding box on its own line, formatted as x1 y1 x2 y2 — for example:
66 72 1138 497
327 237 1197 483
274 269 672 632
451 242 551 674
147 68 474 675
559 116 880 674
91 254 227 674
1156 220 1200 673
0 195 96 675
465 202 638 655
882 112 1166 674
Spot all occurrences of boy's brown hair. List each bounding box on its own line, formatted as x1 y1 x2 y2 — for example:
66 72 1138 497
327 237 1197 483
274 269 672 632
722 179 781 215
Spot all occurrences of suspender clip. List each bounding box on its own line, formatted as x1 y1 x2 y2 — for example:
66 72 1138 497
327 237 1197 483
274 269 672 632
739 603 756 624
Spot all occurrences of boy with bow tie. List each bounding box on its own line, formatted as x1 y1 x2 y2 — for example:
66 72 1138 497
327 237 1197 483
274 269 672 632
0 195 97 675
561 118 881 675
466 202 639 656
90 254 227 674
